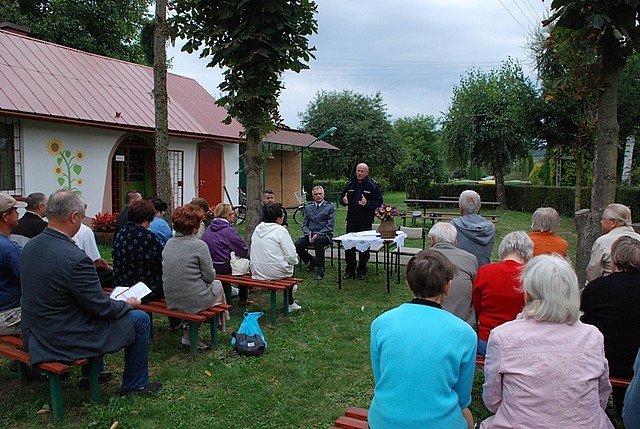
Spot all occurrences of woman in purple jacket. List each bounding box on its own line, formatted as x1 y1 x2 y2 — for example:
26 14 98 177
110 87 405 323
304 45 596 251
201 203 252 306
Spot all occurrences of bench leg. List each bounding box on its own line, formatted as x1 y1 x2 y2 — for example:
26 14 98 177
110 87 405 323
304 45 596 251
87 358 101 405
48 372 64 422
270 291 277 326
283 289 290 317
16 361 28 382
187 321 198 358
209 317 219 349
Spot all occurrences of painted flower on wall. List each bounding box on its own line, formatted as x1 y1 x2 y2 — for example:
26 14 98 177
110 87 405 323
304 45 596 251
47 138 84 193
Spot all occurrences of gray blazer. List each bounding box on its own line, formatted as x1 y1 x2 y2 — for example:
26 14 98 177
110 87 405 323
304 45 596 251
20 228 134 365
301 201 335 239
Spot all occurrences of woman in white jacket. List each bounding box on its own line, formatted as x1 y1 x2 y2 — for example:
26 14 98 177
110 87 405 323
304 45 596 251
250 203 300 310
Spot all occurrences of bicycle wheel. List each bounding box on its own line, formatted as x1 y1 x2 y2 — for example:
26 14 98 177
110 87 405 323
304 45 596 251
233 205 246 225
293 207 304 224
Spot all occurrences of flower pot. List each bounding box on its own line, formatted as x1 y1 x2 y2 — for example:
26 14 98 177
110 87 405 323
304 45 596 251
378 219 397 239
94 232 114 245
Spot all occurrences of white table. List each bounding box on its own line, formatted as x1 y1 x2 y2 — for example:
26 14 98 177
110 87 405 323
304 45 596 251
333 231 407 293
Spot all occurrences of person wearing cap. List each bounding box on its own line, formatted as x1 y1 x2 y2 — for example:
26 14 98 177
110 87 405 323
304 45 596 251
10 192 47 246
0 193 27 335
586 203 640 283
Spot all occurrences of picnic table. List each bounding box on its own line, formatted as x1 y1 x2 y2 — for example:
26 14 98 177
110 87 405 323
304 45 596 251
404 199 501 212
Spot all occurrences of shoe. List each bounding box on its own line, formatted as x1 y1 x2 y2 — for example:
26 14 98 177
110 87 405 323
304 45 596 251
357 272 366 280
181 335 209 350
342 272 355 280
305 262 315 272
120 382 163 396
231 287 239 297
239 299 256 306
288 302 302 312
170 321 185 332
292 284 298 296
79 372 113 389
315 269 324 281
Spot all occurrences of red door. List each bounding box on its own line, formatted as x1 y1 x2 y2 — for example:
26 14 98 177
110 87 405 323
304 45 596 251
198 146 223 206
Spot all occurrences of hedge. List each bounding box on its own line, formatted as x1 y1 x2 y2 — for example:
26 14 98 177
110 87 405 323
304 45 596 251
421 184 640 217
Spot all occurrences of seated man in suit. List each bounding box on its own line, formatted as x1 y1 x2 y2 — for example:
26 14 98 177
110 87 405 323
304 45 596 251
10 192 47 246
20 190 162 395
294 186 335 280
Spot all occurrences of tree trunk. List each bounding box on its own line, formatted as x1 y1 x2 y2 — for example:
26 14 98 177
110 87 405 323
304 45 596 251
621 135 635 185
153 0 171 219
244 129 264 246
574 149 583 212
574 38 626 281
494 165 507 209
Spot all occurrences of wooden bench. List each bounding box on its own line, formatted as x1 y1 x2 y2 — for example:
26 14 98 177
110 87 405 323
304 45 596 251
328 406 369 429
215 274 303 326
103 289 231 358
0 335 100 422
475 355 630 388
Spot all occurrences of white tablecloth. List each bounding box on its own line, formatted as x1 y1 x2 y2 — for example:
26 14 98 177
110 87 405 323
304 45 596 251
334 231 407 253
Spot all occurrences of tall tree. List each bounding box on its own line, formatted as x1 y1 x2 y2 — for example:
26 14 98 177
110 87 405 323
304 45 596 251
391 115 446 197
0 0 152 64
544 0 640 284
153 0 171 219
299 90 400 180
531 26 599 211
171 0 317 241
618 53 640 185
441 59 540 207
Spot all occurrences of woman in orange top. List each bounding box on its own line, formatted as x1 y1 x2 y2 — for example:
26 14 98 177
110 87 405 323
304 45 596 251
528 207 568 257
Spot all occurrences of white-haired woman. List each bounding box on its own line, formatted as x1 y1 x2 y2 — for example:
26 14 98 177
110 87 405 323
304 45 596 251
472 231 533 356
479 255 613 428
528 207 568 257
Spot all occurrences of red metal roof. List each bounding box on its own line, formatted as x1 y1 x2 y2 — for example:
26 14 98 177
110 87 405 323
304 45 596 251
264 128 338 150
0 29 244 141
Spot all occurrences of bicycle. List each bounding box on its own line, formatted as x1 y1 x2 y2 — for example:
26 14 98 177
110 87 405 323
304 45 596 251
232 188 247 225
292 189 308 224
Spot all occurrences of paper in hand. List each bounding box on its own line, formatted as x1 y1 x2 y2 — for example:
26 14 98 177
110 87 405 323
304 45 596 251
110 281 152 301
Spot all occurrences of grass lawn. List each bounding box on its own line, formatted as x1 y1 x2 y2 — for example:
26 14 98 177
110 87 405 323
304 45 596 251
0 193 623 428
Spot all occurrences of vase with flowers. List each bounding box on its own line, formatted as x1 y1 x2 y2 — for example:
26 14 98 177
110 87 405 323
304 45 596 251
375 204 399 239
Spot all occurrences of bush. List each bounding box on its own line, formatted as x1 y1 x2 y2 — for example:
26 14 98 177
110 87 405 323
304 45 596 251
91 212 117 232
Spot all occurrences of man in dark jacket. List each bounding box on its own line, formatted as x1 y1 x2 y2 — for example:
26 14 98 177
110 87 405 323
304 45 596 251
114 190 142 235
449 190 495 268
340 163 383 280
295 186 336 280
10 192 47 245
20 190 162 395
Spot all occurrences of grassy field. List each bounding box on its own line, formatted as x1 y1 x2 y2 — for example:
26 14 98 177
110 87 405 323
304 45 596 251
0 193 622 428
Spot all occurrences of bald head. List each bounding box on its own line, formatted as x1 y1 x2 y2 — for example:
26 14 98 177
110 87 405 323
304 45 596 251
355 163 369 182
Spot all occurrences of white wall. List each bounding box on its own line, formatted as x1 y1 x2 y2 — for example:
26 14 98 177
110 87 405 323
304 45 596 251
19 119 241 217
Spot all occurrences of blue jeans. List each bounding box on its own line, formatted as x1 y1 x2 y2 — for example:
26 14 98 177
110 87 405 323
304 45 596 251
477 338 488 356
120 310 151 392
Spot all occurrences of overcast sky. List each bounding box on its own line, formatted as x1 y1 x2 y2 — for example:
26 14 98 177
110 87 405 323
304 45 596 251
168 0 551 130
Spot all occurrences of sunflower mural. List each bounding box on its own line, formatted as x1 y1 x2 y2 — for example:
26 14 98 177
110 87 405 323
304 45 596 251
47 138 84 193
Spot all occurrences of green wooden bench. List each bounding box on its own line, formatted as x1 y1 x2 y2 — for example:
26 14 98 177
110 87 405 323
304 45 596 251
215 274 302 326
0 335 100 423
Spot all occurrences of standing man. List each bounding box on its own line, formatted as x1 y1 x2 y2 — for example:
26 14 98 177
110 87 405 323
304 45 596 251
114 190 142 235
586 203 640 283
10 192 47 246
294 186 335 280
450 190 495 268
20 190 162 395
0 194 26 335
340 163 383 280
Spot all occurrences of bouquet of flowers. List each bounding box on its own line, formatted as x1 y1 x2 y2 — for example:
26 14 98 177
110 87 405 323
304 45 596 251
91 211 117 232
375 204 399 221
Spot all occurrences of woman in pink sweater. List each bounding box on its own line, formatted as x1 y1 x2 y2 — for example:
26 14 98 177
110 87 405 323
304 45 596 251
479 255 613 429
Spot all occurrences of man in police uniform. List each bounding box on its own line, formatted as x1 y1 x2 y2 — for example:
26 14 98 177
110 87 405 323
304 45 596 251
340 163 383 280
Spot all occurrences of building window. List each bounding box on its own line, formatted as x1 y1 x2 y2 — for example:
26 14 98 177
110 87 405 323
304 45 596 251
169 150 184 208
0 117 23 195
